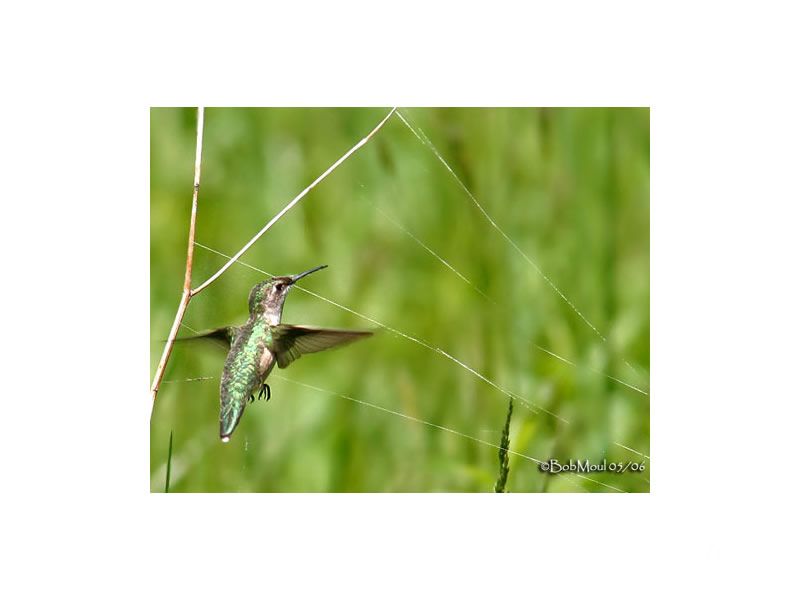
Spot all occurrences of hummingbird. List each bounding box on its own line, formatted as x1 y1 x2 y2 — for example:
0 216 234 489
184 265 372 442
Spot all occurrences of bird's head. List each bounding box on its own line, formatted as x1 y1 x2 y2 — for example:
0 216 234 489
248 264 328 323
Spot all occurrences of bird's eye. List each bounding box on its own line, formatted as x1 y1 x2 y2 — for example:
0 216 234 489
275 283 284 292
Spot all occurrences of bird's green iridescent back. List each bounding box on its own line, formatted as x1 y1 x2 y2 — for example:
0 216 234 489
219 317 276 439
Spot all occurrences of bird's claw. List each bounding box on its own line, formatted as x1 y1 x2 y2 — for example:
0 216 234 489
258 384 271 402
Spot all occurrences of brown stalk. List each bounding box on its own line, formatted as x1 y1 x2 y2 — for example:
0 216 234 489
150 107 205 412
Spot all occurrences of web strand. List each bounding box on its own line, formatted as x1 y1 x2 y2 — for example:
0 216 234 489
395 109 646 383
161 367 647 487
192 241 651 464
367 197 648 397
162 375 216 384
192 241 655 469
534 345 649 397
194 242 562 423
614 442 651 460
369 200 496 304
192 244 553 420
160 369 625 491
273 374 625 492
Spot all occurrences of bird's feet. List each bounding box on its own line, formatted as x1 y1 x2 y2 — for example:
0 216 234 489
258 383 271 402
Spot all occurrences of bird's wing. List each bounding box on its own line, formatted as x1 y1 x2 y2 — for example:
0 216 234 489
175 326 239 351
270 325 373 369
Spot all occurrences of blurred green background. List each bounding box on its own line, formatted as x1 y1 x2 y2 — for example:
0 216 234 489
150 107 649 492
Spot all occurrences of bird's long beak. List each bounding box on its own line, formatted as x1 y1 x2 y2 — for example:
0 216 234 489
290 264 327 284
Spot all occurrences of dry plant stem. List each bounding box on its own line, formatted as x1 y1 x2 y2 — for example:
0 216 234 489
150 107 205 411
150 107 397 414
191 107 397 296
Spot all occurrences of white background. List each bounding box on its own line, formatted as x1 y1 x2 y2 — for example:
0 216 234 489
1 1 798 597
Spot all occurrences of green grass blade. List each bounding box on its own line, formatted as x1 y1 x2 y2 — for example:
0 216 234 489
165 430 173 493
494 398 513 493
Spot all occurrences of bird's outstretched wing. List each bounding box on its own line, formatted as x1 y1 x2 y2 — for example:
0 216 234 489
270 325 373 369
175 326 239 351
